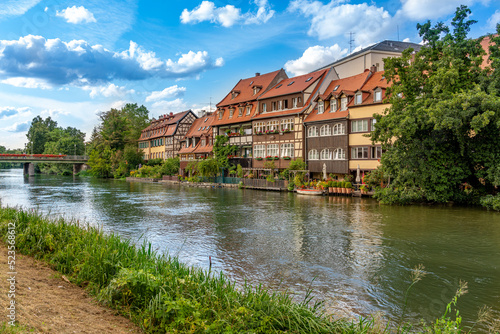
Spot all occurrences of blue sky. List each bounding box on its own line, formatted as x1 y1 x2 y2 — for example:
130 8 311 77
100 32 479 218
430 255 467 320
0 0 499 150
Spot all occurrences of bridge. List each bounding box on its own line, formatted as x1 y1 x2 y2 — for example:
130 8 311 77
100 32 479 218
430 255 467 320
0 154 89 176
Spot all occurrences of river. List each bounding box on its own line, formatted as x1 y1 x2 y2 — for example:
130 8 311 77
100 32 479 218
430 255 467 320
1 168 499 330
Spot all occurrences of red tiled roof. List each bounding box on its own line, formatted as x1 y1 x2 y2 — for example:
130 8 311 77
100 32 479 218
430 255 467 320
211 103 257 126
193 144 213 154
178 144 195 154
252 107 304 120
217 70 285 107
258 69 328 100
185 114 215 138
319 71 371 101
481 34 498 69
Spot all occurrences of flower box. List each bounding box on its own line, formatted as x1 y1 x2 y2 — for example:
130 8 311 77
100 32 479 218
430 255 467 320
255 157 263 161
265 130 279 135
273 156 279 160
282 156 291 160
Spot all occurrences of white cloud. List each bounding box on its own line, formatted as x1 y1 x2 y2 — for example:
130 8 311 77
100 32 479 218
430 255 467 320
0 0 41 17
56 6 97 24
40 109 70 118
284 44 348 76
0 36 223 86
151 98 188 114
402 37 411 43
145 85 186 103
400 0 483 21
83 84 135 99
180 0 274 27
1 77 52 89
288 0 392 45
487 10 500 30
110 100 127 110
5 121 31 133
0 106 31 119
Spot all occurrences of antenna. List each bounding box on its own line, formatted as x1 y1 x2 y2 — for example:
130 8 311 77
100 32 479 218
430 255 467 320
349 32 355 54
397 25 400 41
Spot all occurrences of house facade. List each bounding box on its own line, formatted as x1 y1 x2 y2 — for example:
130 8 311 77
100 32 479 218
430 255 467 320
348 71 389 175
211 69 288 168
138 110 197 160
251 68 335 170
178 112 215 175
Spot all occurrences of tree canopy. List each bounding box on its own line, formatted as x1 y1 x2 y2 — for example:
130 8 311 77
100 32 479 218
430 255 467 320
371 6 500 206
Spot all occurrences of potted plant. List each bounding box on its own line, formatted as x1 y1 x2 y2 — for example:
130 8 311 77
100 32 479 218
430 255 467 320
345 182 353 194
340 181 346 194
328 181 334 194
360 185 368 195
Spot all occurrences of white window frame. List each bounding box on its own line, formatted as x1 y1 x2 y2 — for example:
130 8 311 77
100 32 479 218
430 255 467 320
267 120 279 132
371 118 377 131
229 108 234 118
281 118 294 131
333 148 345 160
341 97 348 111
374 90 382 102
332 123 345 135
254 144 266 158
254 121 266 134
246 105 251 115
308 149 319 160
280 143 294 158
292 97 297 108
267 144 279 157
330 98 337 112
320 149 331 160
351 147 369 159
371 146 382 159
320 124 331 136
238 107 243 116
351 120 368 132
278 100 282 110
355 93 362 105
307 126 318 137
262 103 267 112
318 100 324 114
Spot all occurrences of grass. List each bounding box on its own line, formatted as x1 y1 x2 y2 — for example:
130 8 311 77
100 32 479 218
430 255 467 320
1 206 497 333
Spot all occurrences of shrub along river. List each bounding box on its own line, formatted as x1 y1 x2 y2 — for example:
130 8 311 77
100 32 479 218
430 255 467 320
1 168 499 329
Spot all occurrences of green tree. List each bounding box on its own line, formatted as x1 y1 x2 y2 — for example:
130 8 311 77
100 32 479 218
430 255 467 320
212 135 237 169
26 116 58 154
372 6 500 205
198 158 220 178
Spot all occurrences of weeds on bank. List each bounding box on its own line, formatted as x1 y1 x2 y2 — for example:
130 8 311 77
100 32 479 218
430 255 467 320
1 206 498 333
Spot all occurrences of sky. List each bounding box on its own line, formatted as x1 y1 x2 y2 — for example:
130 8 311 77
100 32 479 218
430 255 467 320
0 0 499 150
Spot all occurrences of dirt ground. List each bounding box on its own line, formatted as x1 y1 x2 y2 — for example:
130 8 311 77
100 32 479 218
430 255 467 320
0 243 142 334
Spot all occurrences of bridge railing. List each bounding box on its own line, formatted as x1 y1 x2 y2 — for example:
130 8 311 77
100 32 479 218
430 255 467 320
0 155 89 161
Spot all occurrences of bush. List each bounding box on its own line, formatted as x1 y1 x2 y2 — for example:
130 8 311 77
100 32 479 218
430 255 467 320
480 194 500 211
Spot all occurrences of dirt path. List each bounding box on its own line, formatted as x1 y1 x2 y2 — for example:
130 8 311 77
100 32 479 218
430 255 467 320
0 243 143 334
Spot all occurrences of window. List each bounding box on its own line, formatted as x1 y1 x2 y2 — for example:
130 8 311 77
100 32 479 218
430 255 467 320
278 100 282 110
333 85 340 91
281 118 294 131
330 99 337 112
355 93 362 105
287 81 295 86
306 77 313 82
229 109 234 118
292 98 297 108
341 97 348 111
238 107 243 116
267 144 279 157
267 120 279 131
281 143 294 158
351 120 368 132
332 123 345 135
320 124 331 136
298 97 302 105
218 111 223 119
333 148 345 160
201 138 206 146
374 90 382 102
246 105 251 115
254 121 265 134
204 117 209 122
320 149 330 160
308 126 318 137
370 119 377 131
351 147 369 159
371 146 382 159
308 149 319 160
272 102 277 111
283 99 288 109
318 100 324 114
262 103 267 112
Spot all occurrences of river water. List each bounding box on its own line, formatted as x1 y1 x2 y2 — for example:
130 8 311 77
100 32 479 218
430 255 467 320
1 168 499 329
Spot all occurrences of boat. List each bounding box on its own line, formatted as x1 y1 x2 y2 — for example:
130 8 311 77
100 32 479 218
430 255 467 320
296 189 324 196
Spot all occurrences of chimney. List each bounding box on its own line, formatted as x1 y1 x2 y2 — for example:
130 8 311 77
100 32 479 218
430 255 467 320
370 64 377 73
255 72 260 76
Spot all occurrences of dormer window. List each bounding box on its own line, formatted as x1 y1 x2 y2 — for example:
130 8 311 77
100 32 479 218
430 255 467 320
238 107 243 116
305 77 313 82
246 105 251 115
253 86 261 95
318 100 324 114
341 97 348 111
355 93 362 105
229 108 234 118
330 98 337 112
292 97 297 108
278 100 282 110
231 91 240 99
218 110 223 119
374 89 382 102
262 103 267 112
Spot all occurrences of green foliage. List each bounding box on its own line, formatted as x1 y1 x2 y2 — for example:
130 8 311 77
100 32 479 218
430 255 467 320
372 7 500 205
236 164 244 178
480 194 500 211
263 159 275 170
266 174 275 182
160 157 180 176
198 158 219 178
212 135 237 168
185 160 199 176
87 104 149 178
146 158 163 166
26 116 58 154
0 146 23 169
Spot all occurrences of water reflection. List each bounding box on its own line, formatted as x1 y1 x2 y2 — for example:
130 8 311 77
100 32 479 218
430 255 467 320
1 168 499 329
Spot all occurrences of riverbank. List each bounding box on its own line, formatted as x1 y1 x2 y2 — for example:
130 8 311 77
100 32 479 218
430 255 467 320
0 242 142 333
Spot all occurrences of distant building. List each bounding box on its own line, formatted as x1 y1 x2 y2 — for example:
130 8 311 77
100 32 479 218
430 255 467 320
211 69 288 168
316 40 421 78
138 110 197 160
179 113 215 175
